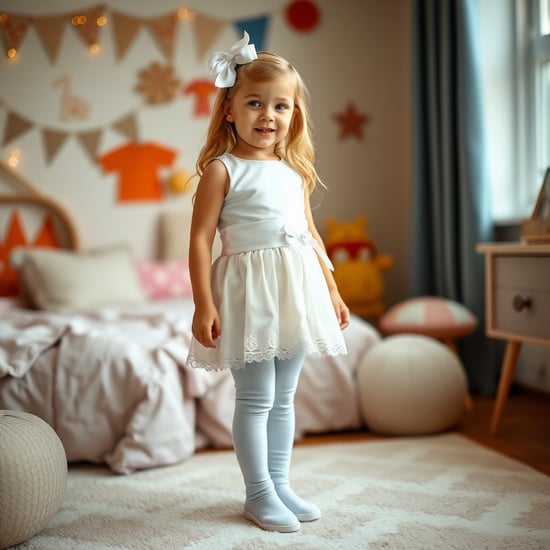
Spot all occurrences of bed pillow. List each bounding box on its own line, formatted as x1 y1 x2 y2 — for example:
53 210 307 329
13 244 147 312
135 260 192 299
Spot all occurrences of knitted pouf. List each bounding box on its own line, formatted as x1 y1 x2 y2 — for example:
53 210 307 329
357 335 468 435
0 410 67 549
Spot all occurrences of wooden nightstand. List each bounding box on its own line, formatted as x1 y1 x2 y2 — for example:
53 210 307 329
476 243 550 434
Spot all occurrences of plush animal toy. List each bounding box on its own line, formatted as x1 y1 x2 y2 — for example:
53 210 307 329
325 215 394 321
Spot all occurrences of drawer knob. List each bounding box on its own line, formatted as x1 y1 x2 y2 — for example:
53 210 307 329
513 295 531 312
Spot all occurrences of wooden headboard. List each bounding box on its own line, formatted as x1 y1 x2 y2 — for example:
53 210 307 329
0 161 80 251
0 161 81 295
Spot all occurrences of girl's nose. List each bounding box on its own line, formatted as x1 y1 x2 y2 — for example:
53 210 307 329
261 107 274 121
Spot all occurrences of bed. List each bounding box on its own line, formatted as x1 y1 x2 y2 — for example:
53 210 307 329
0 162 380 474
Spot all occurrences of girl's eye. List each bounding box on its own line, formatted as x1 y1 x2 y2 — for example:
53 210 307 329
249 100 261 107
276 103 289 111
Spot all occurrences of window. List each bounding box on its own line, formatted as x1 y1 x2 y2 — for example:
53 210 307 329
536 0 550 187
480 0 550 221
523 0 550 211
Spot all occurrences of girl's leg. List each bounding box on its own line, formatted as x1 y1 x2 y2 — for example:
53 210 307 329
268 352 321 521
231 362 300 533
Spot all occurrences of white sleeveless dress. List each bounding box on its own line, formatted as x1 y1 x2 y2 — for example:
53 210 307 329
186 153 347 371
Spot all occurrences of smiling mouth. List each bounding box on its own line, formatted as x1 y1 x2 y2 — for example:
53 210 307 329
255 128 275 134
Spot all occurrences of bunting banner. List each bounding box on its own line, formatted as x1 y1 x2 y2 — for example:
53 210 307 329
0 98 142 164
0 2 304 63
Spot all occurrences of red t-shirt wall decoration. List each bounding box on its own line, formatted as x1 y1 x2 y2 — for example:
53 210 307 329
183 79 217 117
98 142 177 202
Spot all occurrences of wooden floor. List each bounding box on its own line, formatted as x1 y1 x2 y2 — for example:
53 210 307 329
297 385 550 476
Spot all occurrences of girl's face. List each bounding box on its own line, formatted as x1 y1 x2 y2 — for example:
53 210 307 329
225 74 296 160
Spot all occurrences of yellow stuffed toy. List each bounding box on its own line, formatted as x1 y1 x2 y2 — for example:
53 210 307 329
325 215 394 321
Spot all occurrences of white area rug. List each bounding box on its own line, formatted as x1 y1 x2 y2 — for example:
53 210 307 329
12 434 550 549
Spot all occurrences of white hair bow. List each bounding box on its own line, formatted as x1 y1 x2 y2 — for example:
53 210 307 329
209 31 258 88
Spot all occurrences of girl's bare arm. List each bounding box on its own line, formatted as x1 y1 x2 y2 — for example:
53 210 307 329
304 189 350 330
188 159 228 347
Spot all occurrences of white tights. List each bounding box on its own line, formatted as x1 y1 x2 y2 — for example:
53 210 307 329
231 352 320 531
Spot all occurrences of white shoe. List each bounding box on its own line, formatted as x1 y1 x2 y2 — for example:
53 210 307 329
243 507 300 533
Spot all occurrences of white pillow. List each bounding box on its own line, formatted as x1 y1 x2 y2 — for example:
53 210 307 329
13 244 147 312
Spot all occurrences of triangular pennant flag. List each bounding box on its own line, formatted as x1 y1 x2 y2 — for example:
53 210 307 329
233 15 270 51
33 15 66 63
33 215 60 248
191 13 226 61
112 113 138 141
111 11 142 60
0 210 27 296
2 111 34 145
77 129 102 163
147 13 178 59
41 128 69 163
1 14 32 53
69 5 105 48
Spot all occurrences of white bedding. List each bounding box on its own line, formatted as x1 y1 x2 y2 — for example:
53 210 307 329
0 297 380 473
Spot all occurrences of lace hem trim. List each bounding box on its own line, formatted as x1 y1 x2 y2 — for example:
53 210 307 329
187 339 347 372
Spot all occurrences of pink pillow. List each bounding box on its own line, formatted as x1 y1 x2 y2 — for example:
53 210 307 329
135 261 192 299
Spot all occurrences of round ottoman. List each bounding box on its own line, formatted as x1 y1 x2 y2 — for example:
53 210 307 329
380 296 478 352
0 411 67 549
357 335 468 435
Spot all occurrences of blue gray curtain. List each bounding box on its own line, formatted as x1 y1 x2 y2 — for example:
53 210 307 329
411 0 499 394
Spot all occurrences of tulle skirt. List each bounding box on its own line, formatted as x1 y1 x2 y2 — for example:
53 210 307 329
186 245 347 371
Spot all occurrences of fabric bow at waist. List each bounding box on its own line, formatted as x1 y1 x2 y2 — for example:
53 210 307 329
219 220 334 271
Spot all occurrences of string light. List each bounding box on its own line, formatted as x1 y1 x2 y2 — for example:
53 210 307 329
177 7 195 21
71 15 87 26
8 148 21 168
1 12 14 58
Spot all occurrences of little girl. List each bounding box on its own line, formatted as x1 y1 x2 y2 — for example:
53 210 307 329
187 32 350 533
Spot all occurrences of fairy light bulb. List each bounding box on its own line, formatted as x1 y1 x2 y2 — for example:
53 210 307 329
97 15 107 26
71 15 87 26
89 43 100 54
7 47 16 58
8 148 21 168
177 7 195 21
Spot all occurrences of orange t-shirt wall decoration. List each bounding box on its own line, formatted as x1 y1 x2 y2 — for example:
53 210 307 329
98 142 177 202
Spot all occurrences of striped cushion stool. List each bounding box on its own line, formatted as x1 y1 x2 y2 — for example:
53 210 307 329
380 296 478 354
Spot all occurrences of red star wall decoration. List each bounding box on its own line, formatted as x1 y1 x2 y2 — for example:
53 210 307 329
333 102 370 141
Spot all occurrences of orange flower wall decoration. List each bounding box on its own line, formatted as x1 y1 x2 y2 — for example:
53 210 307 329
137 62 180 104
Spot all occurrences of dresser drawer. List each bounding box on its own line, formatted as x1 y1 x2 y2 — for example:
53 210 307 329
492 256 550 340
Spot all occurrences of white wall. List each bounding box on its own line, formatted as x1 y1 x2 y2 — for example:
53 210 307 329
0 0 411 307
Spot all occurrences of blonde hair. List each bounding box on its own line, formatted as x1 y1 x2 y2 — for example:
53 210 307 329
196 51 321 194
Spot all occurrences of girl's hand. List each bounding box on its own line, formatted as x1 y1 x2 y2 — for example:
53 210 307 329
192 305 222 348
330 288 350 330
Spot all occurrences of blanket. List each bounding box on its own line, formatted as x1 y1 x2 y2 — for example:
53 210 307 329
0 302 201 474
